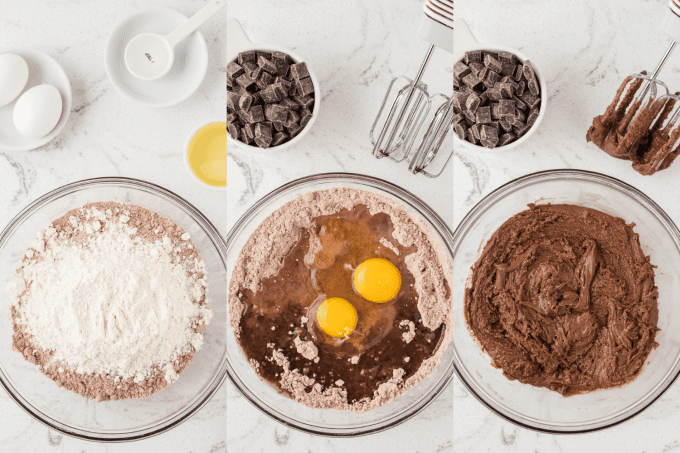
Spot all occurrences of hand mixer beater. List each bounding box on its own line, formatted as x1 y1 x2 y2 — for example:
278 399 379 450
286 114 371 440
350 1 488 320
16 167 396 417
587 0 680 175
369 0 453 177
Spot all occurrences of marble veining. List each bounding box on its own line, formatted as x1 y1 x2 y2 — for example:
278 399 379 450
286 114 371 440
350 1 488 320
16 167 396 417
227 0 453 451
455 0 680 451
0 1 226 452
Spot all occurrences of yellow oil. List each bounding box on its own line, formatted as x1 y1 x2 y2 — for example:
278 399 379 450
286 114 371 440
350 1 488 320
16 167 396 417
187 121 227 187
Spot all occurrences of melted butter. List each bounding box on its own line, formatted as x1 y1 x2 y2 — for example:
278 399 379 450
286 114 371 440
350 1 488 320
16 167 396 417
187 122 226 187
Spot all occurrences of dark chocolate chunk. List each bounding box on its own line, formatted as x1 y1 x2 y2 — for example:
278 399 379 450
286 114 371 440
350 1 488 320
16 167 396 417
265 104 289 122
498 83 514 99
227 91 241 111
513 65 524 82
242 62 259 78
244 123 256 140
521 91 541 109
466 93 481 113
290 62 310 80
296 77 315 97
516 81 526 97
466 128 478 144
240 127 253 144
453 91 469 111
272 121 285 132
522 60 537 83
465 50 482 64
281 97 300 110
463 73 483 90
236 73 256 90
527 108 540 127
528 78 540 96
453 113 465 124
227 122 240 139
286 123 304 138
484 54 503 74
288 109 301 124
491 102 500 120
271 131 288 147
498 132 516 146
499 118 513 132
257 55 278 74
469 62 485 77
498 51 515 63
247 105 265 123
454 123 467 140
238 95 253 111
256 72 275 90
227 62 244 79
483 70 501 89
238 51 256 65
260 85 282 104
294 94 315 110
470 123 481 141
499 99 516 117
476 106 492 124
227 112 238 124
454 61 471 80
299 110 313 128
486 87 503 101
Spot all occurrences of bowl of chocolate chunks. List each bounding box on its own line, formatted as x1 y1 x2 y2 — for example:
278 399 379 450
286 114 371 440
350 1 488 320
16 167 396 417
226 47 320 152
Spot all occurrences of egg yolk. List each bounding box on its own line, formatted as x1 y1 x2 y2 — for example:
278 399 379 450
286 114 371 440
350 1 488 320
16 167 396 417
353 258 401 303
317 297 358 338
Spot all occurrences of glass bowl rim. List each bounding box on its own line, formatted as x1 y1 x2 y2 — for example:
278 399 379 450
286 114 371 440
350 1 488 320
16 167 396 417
225 172 455 437
452 168 680 434
0 176 229 442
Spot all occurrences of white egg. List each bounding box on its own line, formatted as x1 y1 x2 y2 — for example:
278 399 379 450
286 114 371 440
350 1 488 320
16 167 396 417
0 53 29 107
13 84 62 138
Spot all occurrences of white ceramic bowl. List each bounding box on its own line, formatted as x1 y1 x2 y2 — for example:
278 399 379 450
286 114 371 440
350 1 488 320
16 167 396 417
0 48 72 152
453 18 547 153
105 7 208 108
226 18 321 153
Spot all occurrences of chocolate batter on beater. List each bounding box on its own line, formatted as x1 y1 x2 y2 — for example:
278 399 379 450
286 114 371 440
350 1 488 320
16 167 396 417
465 204 659 395
587 73 680 175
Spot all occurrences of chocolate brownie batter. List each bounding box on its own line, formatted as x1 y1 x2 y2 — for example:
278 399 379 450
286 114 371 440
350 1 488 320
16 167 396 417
465 204 659 395
587 73 680 175
237 205 444 403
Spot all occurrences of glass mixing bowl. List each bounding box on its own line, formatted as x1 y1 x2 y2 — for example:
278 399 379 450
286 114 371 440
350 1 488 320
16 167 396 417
0 178 228 441
226 173 455 436
452 169 680 433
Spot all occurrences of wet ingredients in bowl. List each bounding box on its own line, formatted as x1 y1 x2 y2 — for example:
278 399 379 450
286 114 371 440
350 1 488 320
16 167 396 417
6 202 211 401
465 203 659 396
228 188 451 412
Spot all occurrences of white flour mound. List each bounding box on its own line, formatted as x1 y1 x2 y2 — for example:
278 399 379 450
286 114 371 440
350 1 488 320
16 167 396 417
6 207 210 384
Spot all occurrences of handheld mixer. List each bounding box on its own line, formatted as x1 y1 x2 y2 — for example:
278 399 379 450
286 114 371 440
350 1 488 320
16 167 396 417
587 0 680 175
369 0 453 177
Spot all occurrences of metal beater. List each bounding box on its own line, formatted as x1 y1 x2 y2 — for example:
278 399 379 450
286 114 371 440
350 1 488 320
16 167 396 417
595 0 680 172
369 0 453 177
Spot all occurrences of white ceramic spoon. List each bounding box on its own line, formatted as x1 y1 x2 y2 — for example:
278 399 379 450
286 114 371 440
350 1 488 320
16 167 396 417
124 0 225 81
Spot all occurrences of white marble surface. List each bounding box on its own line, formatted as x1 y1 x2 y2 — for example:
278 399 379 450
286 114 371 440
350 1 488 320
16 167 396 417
0 1 225 452
227 0 453 451
454 0 680 451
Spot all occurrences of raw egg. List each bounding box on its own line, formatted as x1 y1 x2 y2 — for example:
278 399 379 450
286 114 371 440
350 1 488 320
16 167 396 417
0 53 29 107
317 297 358 338
13 84 62 138
353 258 401 303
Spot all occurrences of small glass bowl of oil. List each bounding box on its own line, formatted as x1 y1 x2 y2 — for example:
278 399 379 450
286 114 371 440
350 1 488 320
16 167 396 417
184 119 227 189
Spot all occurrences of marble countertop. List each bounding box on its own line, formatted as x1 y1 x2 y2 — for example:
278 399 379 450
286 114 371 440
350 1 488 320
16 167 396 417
226 0 453 451
0 0 225 452
454 0 680 451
